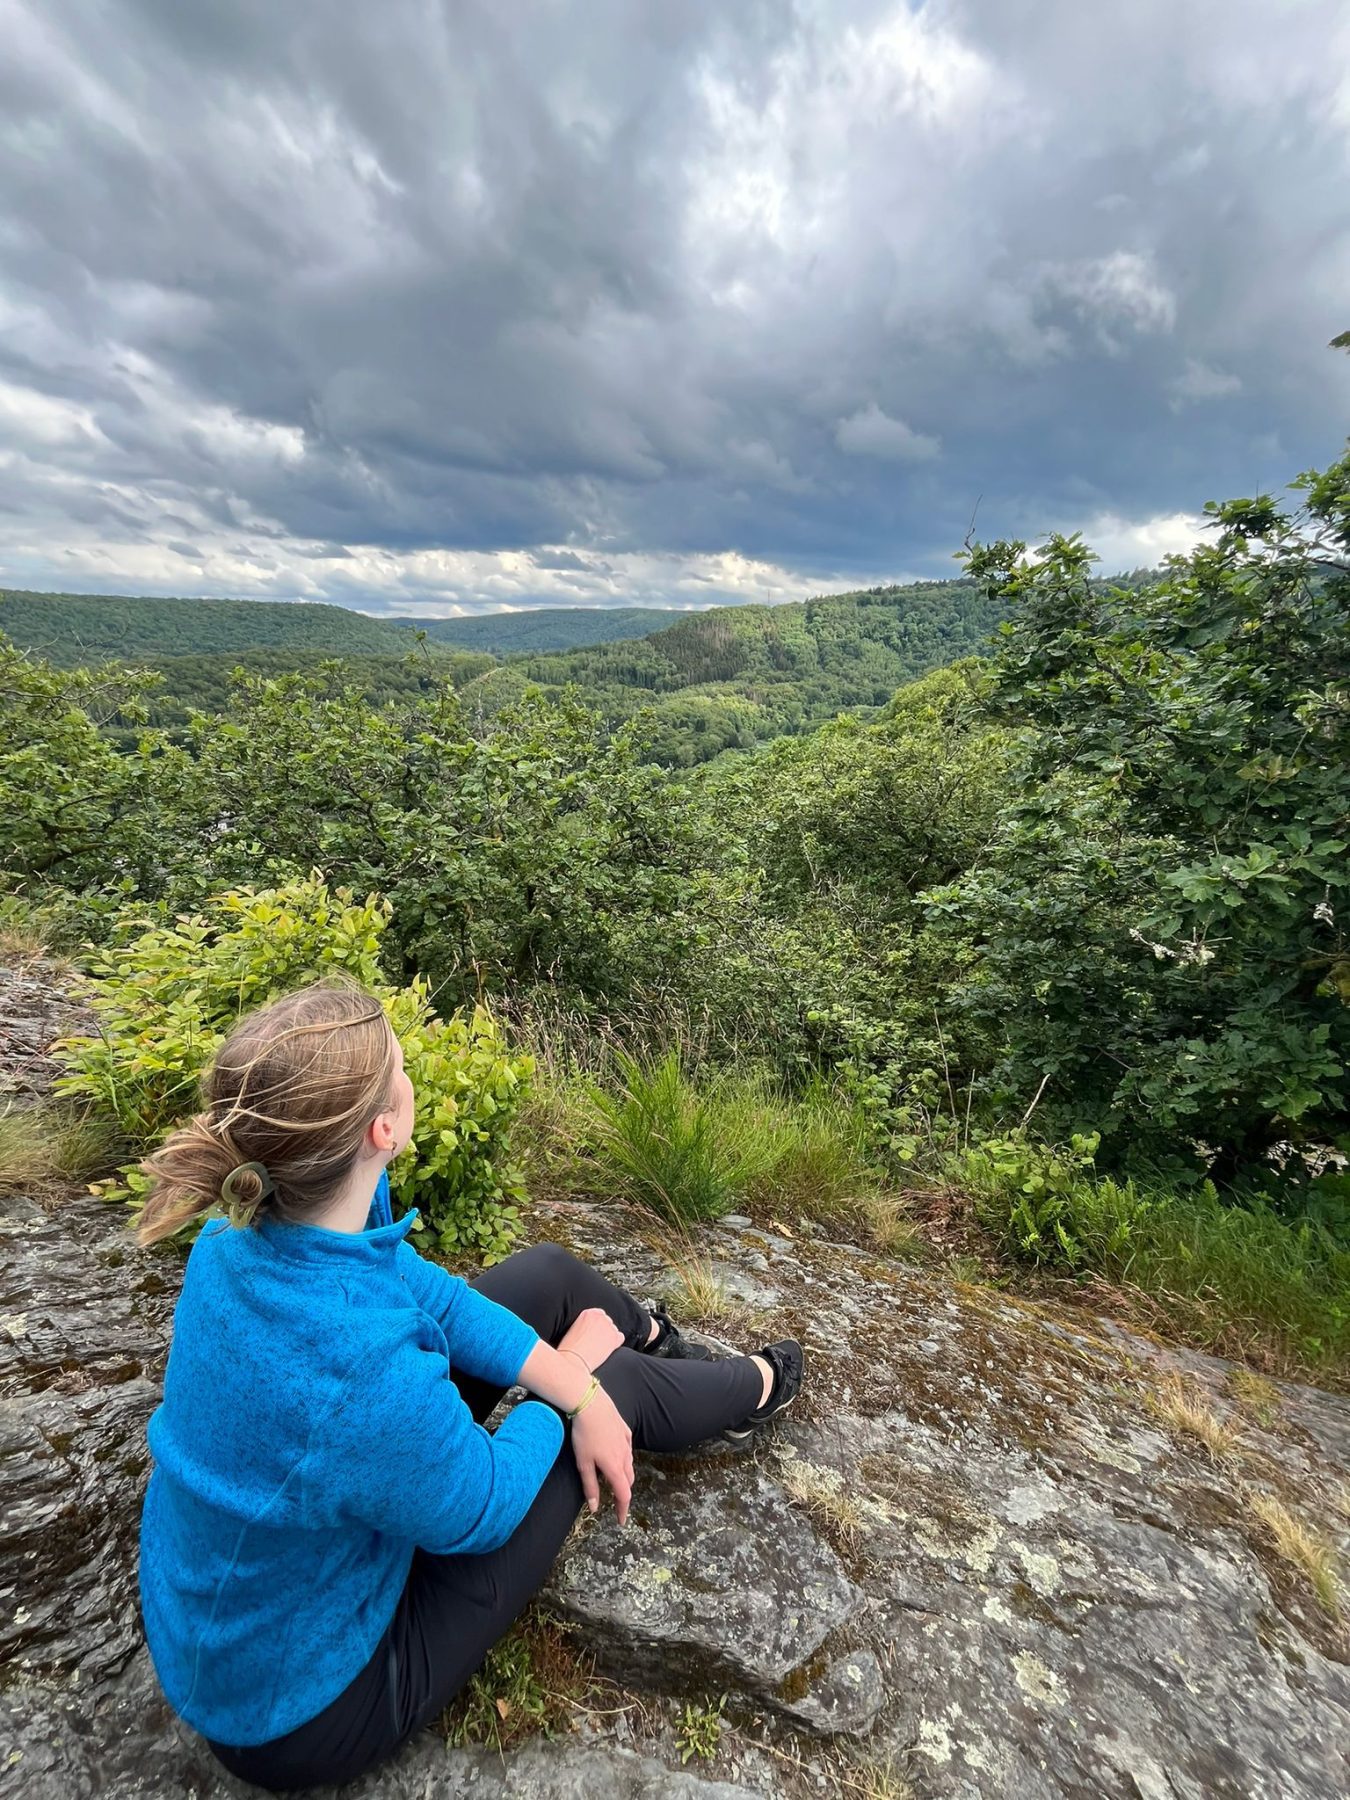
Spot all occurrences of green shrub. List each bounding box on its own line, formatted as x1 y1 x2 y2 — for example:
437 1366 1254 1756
959 1131 1136 1268
942 451 1350 1171
55 877 532 1259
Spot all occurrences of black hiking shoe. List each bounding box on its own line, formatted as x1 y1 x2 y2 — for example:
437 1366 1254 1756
723 1339 805 1443
642 1299 713 1361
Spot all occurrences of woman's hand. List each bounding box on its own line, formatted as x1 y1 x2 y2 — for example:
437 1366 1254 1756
570 1388 634 1524
557 1306 624 1375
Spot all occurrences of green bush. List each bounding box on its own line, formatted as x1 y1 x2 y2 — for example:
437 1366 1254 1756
939 450 1350 1171
55 876 532 1259
959 1131 1132 1267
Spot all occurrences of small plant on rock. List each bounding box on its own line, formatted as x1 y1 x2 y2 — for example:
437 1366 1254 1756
443 1612 592 1751
674 1695 726 1764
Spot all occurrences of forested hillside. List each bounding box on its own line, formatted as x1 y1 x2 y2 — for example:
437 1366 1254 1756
455 581 1009 762
5 452 1348 1385
2 579 1010 763
0 589 412 662
399 605 687 652
0 589 687 662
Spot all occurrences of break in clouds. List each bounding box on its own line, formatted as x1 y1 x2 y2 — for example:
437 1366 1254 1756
0 0 1347 616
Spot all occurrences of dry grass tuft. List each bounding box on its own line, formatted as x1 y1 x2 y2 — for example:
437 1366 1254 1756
1228 1367 1283 1428
863 1195 927 1260
1247 1491 1345 1617
637 1217 746 1328
777 1456 868 1549
0 1105 121 1196
0 920 48 960
1145 1373 1241 1462
844 1759 917 1800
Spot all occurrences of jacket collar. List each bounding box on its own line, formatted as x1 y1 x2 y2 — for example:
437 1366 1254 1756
254 1206 419 1266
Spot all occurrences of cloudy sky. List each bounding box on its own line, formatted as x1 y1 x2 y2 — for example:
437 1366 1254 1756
1 0 1347 617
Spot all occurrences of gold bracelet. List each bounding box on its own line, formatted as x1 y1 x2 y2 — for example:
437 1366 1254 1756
567 1376 601 1419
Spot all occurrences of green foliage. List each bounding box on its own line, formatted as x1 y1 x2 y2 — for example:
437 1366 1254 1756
54 877 530 1255
675 1696 726 1764
960 1131 1130 1267
159 673 707 1007
385 989 531 1260
0 638 175 898
940 450 1350 1171
126 647 494 737
442 1612 590 1751
954 1135 1350 1371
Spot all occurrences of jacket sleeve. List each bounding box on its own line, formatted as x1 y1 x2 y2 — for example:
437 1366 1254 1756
324 1318 563 1555
394 1240 539 1389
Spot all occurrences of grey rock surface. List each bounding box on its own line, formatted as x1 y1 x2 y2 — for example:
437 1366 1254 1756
548 1457 863 1691
0 1650 761 1799
4 963 1350 1798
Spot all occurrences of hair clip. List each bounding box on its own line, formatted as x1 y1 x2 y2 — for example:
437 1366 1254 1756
221 1161 275 1228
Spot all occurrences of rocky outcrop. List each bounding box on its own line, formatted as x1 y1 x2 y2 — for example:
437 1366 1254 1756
3 961 1349 1798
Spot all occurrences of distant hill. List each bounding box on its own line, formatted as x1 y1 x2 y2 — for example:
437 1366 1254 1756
455 580 1009 764
396 606 689 654
0 590 410 664
0 589 693 665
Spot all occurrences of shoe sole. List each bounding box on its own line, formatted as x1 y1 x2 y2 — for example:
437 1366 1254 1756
722 1390 799 1444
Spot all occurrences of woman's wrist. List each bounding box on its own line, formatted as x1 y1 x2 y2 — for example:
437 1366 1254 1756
518 1341 593 1414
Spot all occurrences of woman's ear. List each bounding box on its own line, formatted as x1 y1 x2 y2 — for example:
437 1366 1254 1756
369 1107 399 1155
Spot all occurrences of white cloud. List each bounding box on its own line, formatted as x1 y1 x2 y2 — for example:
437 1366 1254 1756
1169 358 1242 406
0 381 107 452
1071 509 1208 572
1044 250 1177 348
834 403 940 462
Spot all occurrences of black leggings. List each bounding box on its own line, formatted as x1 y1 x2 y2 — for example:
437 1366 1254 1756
207 1243 763 1791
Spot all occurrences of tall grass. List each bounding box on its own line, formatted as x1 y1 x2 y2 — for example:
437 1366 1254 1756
954 1138 1350 1376
0 1104 122 1196
520 1042 890 1233
586 1051 752 1225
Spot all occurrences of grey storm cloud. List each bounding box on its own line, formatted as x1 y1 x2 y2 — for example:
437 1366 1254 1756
0 0 1347 612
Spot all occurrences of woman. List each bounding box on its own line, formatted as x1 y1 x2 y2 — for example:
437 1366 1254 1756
137 980 804 1790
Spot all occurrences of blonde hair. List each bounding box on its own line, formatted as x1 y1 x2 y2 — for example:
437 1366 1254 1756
137 980 400 1246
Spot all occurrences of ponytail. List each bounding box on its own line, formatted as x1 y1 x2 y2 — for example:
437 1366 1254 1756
137 1113 257 1246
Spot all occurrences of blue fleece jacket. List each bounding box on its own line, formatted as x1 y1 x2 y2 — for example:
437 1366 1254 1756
139 1174 563 1747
